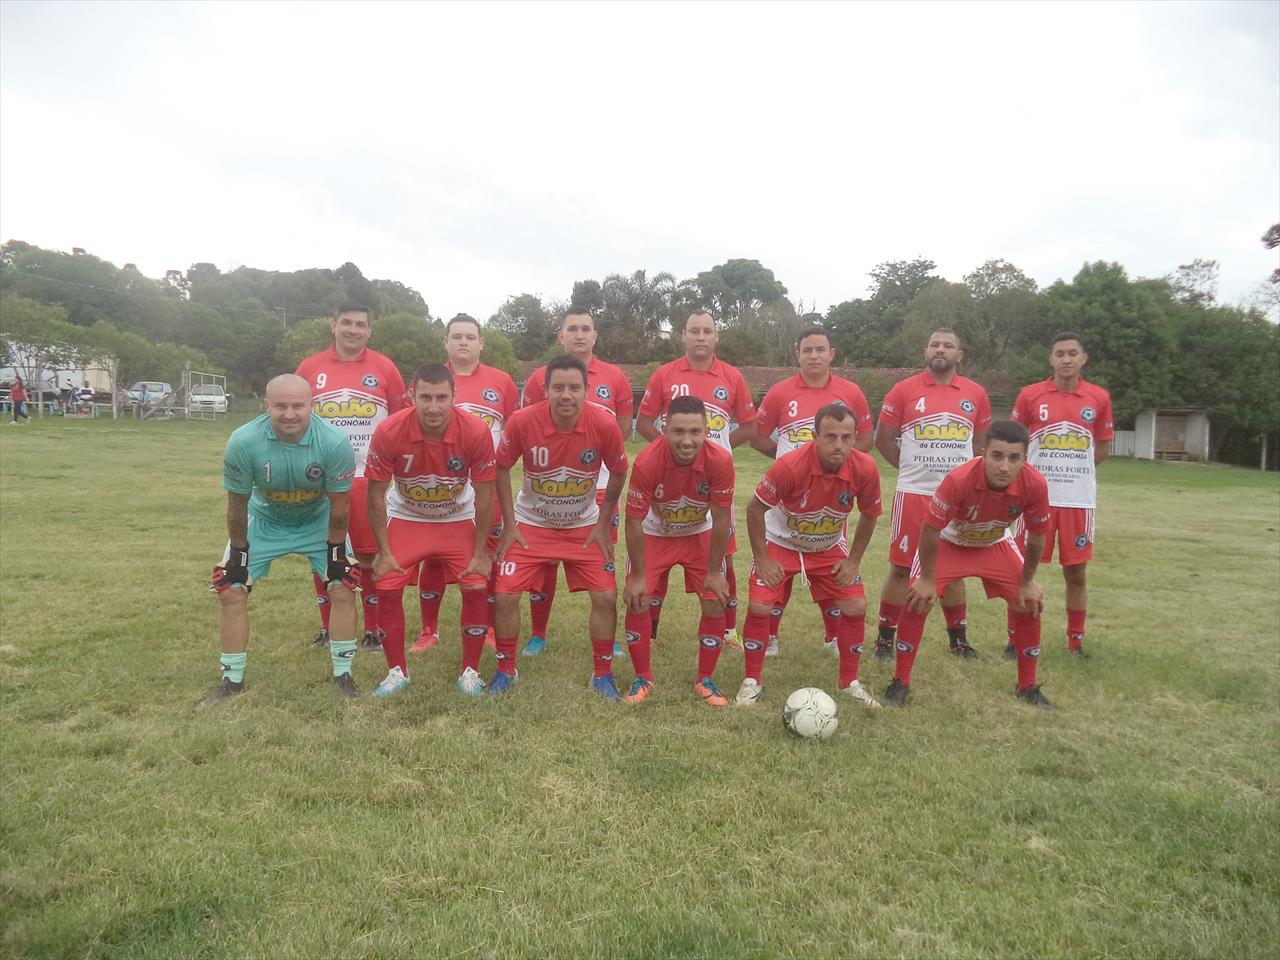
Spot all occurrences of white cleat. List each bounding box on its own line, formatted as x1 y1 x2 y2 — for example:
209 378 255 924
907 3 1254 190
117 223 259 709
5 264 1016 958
456 666 486 696
765 635 780 657
734 677 763 706
372 666 410 698
823 639 838 656
839 679 882 709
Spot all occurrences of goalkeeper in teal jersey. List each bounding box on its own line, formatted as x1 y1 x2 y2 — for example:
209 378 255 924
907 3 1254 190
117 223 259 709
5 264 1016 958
200 374 361 708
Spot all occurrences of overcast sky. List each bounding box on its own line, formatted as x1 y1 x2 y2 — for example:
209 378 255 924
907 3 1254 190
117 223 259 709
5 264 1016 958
2 0 1277 320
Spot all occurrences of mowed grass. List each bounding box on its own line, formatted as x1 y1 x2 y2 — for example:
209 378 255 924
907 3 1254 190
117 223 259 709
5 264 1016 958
1 415 1278 959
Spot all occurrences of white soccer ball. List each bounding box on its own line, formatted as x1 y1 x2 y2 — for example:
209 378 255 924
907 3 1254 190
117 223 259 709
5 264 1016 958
782 687 839 740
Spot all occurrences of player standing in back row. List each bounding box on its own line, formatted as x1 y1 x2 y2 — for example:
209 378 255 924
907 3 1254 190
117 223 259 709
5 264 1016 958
519 306 634 657
1011 332 1113 658
874 329 991 659
414 313 519 651
637 310 758 649
752 325 873 657
296 304 410 652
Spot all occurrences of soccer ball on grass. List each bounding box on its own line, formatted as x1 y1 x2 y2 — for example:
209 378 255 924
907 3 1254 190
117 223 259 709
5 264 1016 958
782 687 838 740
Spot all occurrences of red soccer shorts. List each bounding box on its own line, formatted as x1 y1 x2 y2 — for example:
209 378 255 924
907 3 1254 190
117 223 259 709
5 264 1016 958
626 531 721 600
910 537 1027 605
346 476 378 556
378 517 486 590
888 490 930 568
1039 506 1094 566
748 542 865 606
496 522 617 594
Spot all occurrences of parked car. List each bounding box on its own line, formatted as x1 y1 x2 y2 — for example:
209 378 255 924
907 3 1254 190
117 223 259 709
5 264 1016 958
127 381 174 405
187 383 229 414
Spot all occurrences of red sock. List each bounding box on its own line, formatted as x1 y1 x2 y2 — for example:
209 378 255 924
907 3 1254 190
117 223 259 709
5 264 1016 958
529 567 557 638
495 633 518 674
377 587 407 674
943 603 967 630
624 611 654 681
821 603 842 642
1067 608 1087 650
771 580 793 637
1013 610 1042 688
648 592 665 640
359 568 380 636
312 573 332 631
1007 608 1017 642
743 611 770 681
695 613 725 680
894 609 928 684
459 589 489 673
837 614 866 688
418 560 446 633
591 638 615 678
486 568 498 627
724 564 739 634
878 600 903 630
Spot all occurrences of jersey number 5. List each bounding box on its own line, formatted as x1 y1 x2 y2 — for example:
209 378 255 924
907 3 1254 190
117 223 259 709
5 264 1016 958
1039 403 1049 421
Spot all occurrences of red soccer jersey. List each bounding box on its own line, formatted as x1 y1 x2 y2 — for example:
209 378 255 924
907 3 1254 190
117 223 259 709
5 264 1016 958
1011 378 1114 509
877 371 992 496
638 356 757 452
296 345 410 476
756 373 872 456
754 442 882 555
497 401 628 529
365 407 496 523
926 457 1051 548
626 438 735 538
449 362 519 451
523 356 634 490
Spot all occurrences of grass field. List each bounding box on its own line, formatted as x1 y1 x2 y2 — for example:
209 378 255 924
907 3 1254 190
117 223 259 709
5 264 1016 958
2 414 1278 959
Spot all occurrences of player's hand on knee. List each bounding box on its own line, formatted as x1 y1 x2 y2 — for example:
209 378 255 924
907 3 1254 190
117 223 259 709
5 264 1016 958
754 556 785 589
496 526 525 559
372 550 406 581
212 545 250 592
703 570 730 604
463 551 492 580
623 578 648 613
832 558 861 588
905 577 937 615
326 542 361 591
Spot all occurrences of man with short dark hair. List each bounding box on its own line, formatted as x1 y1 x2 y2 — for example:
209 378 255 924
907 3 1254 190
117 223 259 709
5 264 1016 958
742 404 882 707
201 374 360 708
414 313 519 652
296 304 411 652
875 328 991 660
885 420 1054 709
491 354 630 699
622 394 735 705
1010 332 1113 658
752 325 873 656
365 363 497 697
518 306 634 657
637 311 758 649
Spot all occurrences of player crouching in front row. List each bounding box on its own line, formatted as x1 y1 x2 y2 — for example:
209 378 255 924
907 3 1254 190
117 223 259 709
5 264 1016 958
887 420 1054 709
621 395 736 705
201 374 361 708
743 403 883 708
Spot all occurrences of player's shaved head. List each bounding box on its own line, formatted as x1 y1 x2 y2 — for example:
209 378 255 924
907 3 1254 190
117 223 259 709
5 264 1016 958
265 374 312 401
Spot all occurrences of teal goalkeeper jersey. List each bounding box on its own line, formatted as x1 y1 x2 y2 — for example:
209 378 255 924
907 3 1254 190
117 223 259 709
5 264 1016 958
223 413 356 526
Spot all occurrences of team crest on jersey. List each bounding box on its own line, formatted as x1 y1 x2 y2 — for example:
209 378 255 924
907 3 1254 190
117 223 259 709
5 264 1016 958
603 561 616 573
361 374 379 389
478 388 498 404
698 482 710 497
838 490 852 508
654 483 664 499
447 456 465 472
960 399 975 414
305 463 324 481
713 386 729 402
581 448 598 465
1008 505 1022 518
1081 406 1096 422
595 385 611 400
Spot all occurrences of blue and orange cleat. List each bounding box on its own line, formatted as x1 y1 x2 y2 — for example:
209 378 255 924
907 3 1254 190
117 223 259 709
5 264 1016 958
623 677 654 703
692 677 728 707
589 674 622 701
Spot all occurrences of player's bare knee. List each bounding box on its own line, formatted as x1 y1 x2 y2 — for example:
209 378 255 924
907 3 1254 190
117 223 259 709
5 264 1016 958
747 601 772 617
217 585 248 611
589 590 616 612
700 599 725 617
839 598 867 618
328 582 356 609
1063 563 1088 586
885 564 910 586
495 593 519 613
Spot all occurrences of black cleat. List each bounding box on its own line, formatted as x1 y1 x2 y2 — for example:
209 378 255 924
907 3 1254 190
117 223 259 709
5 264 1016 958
1068 646 1091 659
1002 643 1017 662
1016 683 1054 710
312 629 330 647
334 673 359 698
949 630 980 660
361 629 384 652
197 677 244 710
882 677 910 707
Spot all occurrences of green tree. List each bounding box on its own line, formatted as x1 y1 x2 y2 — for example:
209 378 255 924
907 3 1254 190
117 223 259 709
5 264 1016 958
370 312 446 380
715 327 768 367
276 318 333 371
570 279 605 316
476 327 521 380
598 270 677 363
962 259 1043 369
684 259 787 325
488 294 556 360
